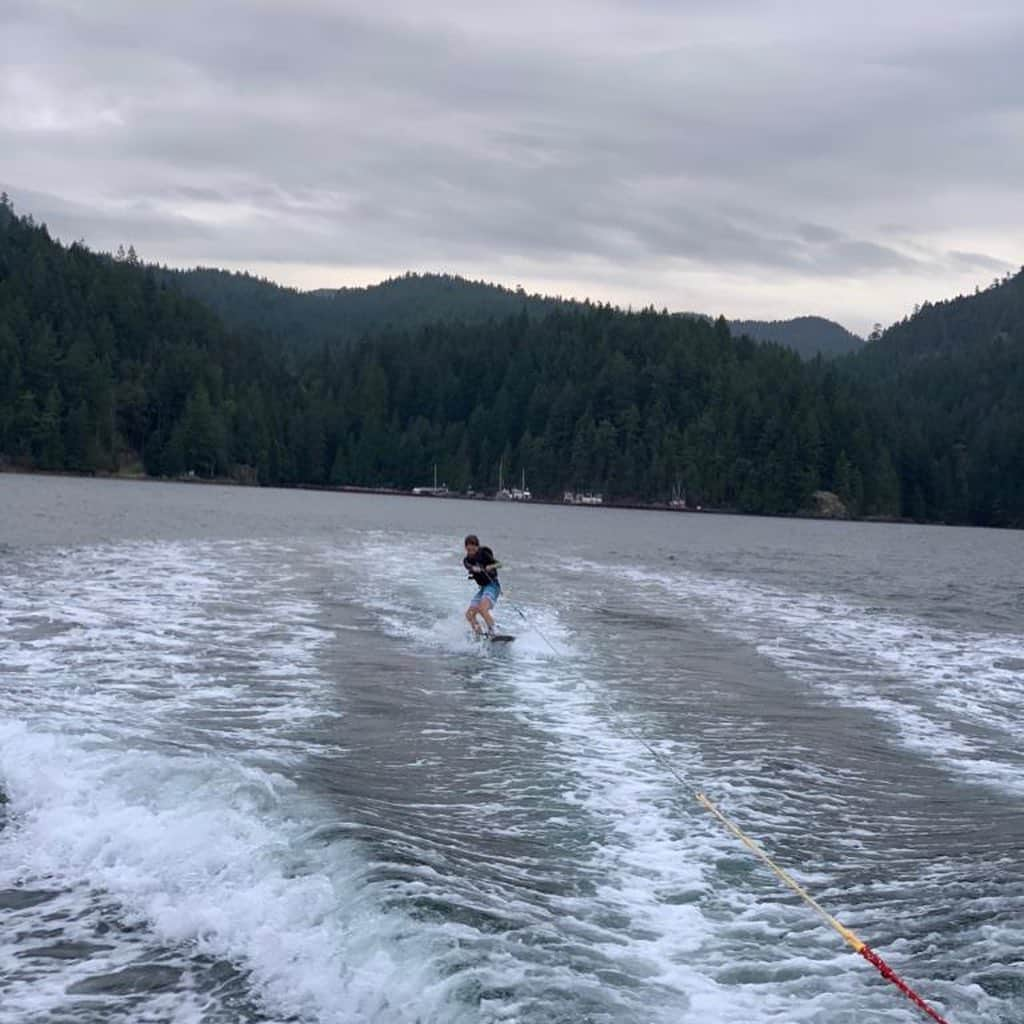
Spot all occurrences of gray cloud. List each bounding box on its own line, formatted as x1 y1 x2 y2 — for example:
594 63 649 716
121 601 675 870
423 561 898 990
2 0 1022 332
948 250 1017 274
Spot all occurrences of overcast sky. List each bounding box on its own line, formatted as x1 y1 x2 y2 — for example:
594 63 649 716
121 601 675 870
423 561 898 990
3 0 1022 333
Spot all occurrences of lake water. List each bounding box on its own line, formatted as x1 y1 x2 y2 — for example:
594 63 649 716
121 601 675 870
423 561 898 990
1 474 1021 1023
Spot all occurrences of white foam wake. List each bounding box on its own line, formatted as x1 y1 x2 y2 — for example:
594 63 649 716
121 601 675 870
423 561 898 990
609 563 1024 796
0 538 464 1023
329 534 914 1022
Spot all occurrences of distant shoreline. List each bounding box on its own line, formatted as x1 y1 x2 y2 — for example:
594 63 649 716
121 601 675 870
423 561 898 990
4 463 711 513
0 464 954 529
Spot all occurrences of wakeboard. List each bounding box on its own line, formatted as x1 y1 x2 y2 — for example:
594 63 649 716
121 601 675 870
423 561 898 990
476 633 515 643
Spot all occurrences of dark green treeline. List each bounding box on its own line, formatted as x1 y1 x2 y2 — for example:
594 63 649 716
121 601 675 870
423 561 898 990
331 311 888 517
849 271 1024 525
1 197 1021 526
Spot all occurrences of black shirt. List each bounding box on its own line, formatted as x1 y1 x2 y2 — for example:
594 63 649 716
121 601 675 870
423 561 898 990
464 546 499 587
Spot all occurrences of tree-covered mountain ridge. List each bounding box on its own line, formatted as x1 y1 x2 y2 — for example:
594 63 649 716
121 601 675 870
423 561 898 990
2 195 1022 526
867 266 1024 360
730 316 863 358
170 264 861 360
164 266 579 352
844 264 1024 524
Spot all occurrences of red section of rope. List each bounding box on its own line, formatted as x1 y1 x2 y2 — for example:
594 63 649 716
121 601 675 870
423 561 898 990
859 945 951 1024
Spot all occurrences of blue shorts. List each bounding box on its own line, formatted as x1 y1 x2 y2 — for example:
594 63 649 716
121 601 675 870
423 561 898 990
470 581 501 608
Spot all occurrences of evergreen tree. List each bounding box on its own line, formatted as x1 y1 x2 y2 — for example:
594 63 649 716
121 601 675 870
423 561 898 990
175 383 226 477
38 385 64 469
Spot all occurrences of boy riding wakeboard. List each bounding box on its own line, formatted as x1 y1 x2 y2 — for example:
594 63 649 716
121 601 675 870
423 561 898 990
463 534 502 637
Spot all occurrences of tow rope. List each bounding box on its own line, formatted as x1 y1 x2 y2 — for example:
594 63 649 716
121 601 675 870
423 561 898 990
508 600 953 1023
696 793 951 1024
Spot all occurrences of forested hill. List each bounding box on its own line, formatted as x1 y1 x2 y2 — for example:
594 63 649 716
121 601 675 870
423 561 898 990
730 316 863 359
0 199 287 478
1 196 1022 526
0 198 889 517
176 266 863 361
165 268 576 351
864 269 1024 361
849 268 1024 523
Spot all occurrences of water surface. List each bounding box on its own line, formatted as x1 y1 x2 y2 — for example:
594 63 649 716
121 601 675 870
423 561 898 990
1 475 1021 1022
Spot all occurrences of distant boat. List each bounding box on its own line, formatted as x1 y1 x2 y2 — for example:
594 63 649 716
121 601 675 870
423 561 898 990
511 468 531 501
412 463 449 497
563 490 603 505
495 458 512 500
